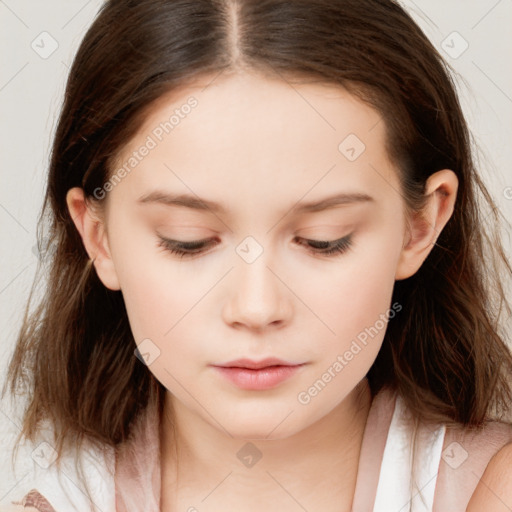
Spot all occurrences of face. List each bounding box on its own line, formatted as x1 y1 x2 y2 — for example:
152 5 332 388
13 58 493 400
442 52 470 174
98 71 408 439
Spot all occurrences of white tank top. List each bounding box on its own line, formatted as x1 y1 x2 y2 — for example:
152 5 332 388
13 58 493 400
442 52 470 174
372 394 446 512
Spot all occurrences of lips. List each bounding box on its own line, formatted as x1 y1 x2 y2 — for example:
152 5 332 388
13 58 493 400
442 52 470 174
211 358 306 390
214 357 302 370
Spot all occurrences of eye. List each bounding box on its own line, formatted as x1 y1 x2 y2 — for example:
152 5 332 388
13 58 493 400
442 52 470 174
157 236 216 259
157 234 353 259
294 234 353 256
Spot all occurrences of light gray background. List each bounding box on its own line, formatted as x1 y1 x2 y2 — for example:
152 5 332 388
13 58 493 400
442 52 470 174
0 0 511 503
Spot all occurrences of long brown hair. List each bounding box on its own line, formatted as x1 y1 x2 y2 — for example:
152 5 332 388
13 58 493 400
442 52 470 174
4 0 512 487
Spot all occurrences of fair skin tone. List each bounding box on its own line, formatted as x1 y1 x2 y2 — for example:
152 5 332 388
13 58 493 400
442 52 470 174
66 71 459 511
466 442 512 511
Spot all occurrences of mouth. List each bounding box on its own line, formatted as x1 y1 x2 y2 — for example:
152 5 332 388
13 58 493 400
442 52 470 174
211 358 306 390
214 357 305 370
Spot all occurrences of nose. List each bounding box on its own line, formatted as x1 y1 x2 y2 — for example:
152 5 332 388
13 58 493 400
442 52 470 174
222 252 292 331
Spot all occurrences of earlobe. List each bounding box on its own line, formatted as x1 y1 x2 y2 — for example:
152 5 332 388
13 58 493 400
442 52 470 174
395 169 458 281
65 187 121 291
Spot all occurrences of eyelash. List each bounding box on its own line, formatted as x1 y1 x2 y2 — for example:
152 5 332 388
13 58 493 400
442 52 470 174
156 234 353 259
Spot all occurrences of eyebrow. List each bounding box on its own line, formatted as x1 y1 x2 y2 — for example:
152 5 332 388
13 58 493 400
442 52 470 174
137 190 374 214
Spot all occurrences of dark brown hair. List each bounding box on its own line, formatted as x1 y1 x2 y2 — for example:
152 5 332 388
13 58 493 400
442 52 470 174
4 0 512 481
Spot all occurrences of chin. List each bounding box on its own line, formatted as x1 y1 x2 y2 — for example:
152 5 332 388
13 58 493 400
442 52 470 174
214 405 307 441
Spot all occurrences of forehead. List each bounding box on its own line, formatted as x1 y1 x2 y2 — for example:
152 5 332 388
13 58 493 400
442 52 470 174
108 71 401 217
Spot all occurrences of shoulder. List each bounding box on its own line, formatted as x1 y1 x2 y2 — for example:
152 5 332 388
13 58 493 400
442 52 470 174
466 441 512 512
433 419 512 512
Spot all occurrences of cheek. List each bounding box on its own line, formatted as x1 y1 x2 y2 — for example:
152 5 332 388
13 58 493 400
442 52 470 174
301 232 401 345
115 257 213 392
106 220 210 356
117 260 208 348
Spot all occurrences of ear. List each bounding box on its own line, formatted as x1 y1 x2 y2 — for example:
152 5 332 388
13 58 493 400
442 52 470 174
66 187 121 291
395 169 458 281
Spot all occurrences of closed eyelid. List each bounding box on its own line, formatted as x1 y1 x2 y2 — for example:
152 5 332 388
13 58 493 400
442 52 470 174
156 232 355 260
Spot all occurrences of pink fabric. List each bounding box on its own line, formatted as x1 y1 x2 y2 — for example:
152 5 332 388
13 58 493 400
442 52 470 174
115 402 161 512
351 386 398 511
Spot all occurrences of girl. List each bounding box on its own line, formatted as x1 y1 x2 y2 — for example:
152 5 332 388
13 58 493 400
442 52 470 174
3 0 512 511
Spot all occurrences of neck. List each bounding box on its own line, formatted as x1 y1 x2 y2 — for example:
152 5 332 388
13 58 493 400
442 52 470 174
160 378 373 512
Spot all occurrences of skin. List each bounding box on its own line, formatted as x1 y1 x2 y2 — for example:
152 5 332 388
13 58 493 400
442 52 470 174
67 70 458 511
466 442 512 511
